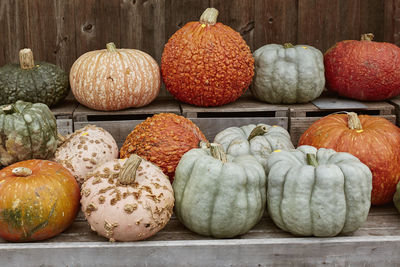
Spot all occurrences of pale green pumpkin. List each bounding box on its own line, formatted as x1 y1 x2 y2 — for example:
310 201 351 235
173 143 266 238
267 145 372 237
252 43 325 104
214 124 294 170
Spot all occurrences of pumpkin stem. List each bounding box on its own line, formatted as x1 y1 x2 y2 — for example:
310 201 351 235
283 43 294 49
347 112 363 130
306 154 319 167
361 33 374 41
248 125 269 141
199 140 210 149
2 104 17 114
118 154 142 185
19 48 35 70
106 42 118 52
12 167 32 177
210 143 227 163
199 8 219 25
57 133 66 146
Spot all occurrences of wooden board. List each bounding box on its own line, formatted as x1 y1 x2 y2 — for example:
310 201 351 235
0 205 399 266
388 96 400 126
50 99 79 136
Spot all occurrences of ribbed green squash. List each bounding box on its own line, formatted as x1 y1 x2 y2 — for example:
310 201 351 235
0 49 69 106
173 143 266 238
214 124 294 170
267 145 372 237
393 182 400 212
0 100 58 166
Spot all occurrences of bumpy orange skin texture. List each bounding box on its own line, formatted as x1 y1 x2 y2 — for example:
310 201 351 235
324 40 400 101
120 113 207 182
0 160 80 242
299 115 400 205
161 21 254 107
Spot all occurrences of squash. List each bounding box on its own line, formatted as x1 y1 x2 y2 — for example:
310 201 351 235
267 145 372 237
299 112 400 205
252 43 325 104
394 181 400 213
324 33 400 101
54 125 119 186
214 124 294 170
161 8 254 107
0 49 69 107
120 113 207 182
70 42 160 111
0 100 58 167
0 160 80 242
81 155 174 242
173 143 266 238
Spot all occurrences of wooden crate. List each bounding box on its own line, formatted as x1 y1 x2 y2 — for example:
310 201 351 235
388 96 400 126
50 99 79 136
289 97 396 145
73 99 181 148
181 97 289 141
0 205 399 266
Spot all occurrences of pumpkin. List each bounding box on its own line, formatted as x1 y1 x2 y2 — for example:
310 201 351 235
324 33 400 101
120 113 207 182
394 181 400 213
70 42 160 111
0 100 58 167
0 160 80 242
267 145 372 237
54 125 119 186
299 112 400 205
0 49 69 107
252 43 325 104
81 155 174 242
173 143 266 238
213 124 294 170
161 8 254 107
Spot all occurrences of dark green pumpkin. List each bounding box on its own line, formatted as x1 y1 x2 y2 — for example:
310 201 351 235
0 49 69 107
0 100 58 166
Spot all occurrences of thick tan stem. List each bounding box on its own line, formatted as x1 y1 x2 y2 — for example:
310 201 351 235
119 155 142 185
199 8 219 25
283 43 294 49
248 125 269 141
306 154 319 167
210 143 227 163
2 104 17 114
106 42 117 52
12 167 32 177
361 33 374 41
199 140 210 149
347 112 362 130
57 133 66 147
19 48 35 70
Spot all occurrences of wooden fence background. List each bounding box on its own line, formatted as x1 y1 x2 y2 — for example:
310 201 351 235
1 0 399 96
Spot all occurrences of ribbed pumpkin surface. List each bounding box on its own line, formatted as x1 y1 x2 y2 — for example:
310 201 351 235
120 113 207 181
70 43 160 111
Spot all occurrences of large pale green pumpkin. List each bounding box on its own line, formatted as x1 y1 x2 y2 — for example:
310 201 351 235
0 101 58 166
214 124 294 170
267 145 372 237
252 44 325 104
173 143 266 238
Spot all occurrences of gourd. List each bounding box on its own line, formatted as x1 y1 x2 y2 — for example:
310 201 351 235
70 42 160 111
81 155 174 242
214 124 294 170
299 112 400 205
173 143 266 238
0 48 69 107
267 145 372 237
54 125 119 186
324 33 400 101
0 100 58 167
120 113 207 182
161 8 254 107
0 160 80 242
252 43 325 104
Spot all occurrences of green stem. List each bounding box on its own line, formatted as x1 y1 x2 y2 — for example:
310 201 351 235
106 42 117 52
283 43 294 49
307 154 318 167
248 125 268 141
119 154 142 185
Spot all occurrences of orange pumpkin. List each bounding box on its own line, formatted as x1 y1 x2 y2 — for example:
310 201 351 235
299 112 400 205
0 160 80 242
120 113 207 182
70 42 160 111
161 8 254 107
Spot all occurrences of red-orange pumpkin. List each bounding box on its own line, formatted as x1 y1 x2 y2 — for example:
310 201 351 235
161 8 254 107
299 113 400 205
120 113 207 182
0 160 80 242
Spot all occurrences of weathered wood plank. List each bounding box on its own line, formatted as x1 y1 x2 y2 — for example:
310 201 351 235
360 0 385 42
339 0 361 42
394 0 400 46
384 0 395 43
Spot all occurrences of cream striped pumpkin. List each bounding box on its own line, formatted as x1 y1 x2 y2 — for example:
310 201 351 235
70 43 160 111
